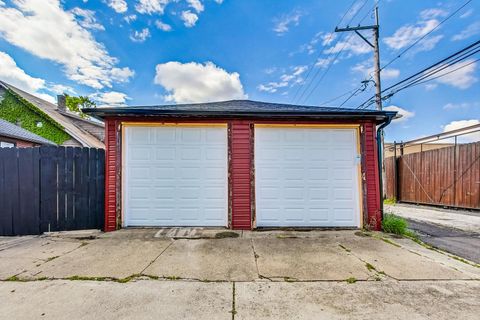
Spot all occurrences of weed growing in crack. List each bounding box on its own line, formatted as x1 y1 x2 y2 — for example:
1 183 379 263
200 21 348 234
346 277 357 284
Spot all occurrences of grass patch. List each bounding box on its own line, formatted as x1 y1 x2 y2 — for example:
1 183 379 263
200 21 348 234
339 244 351 252
45 256 59 262
346 277 357 284
383 198 396 205
66 275 109 281
5 276 24 282
382 214 408 235
365 263 376 272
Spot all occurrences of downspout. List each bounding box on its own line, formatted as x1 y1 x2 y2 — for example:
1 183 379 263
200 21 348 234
376 115 394 223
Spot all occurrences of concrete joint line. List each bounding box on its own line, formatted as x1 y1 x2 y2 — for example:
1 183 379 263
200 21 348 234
14 240 92 279
337 242 398 281
140 240 175 274
250 239 261 278
230 282 236 320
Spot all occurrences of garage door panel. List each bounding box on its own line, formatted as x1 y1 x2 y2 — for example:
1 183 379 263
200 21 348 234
255 127 360 227
155 148 176 160
125 125 228 227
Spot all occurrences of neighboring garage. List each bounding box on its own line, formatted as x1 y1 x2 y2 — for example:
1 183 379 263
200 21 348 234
84 100 395 231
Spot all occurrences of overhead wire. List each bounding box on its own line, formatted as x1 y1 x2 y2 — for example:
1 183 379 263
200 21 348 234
355 40 480 109
291 0 371 104
335 0 473 109
298 1 379 104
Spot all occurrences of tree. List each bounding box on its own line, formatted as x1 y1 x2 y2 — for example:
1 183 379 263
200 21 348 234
65 95 96 118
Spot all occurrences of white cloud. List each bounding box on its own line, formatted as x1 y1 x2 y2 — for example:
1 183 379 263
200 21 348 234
443 102 478 110
154 61 247 103
383 105 415 123
124 14 137 23
384 19 440 50
257 82 288 93
187 0 204 13
0 51 45 93
424 83 438 91
135 0 171 15
258 65 307 93
264 67 277 75
420 8 447 20
0 51 59 103
130 28 151 42
107 0 128 13
71 7 105 31
0 0 134 89
315 57 336 69
452 22 480 41
181 10 198 27
155 20 172 31
302 32 337 55
91 91 131 107
460 9 474 19
214 0 223 3
323 34 372 56
351 60 400 80
434 59 477 89
443 119 480 142
50 84 76 95
273 11 302 35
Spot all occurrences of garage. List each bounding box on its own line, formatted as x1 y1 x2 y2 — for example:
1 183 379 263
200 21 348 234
124 124 228 227
255 126 360 227
84 100 395 231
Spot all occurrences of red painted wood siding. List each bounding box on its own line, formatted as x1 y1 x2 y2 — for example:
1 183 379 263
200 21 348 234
230 121 252 230
363 122 381 230
104 119 118 231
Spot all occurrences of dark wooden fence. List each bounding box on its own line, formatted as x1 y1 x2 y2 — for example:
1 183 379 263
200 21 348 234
0 146 105 236
385 141 480 209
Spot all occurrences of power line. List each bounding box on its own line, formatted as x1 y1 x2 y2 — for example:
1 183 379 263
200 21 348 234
338 0 473 110
380 0 473 72
298 1 378 104
385 54 480 95
355 40 480 109
291 0 372 104
317 88 360 106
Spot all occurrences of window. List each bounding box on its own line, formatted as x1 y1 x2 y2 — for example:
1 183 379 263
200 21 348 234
0 141 15 148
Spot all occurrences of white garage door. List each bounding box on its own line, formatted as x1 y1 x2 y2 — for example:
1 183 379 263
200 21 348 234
124 125 228 227
255 126 361 227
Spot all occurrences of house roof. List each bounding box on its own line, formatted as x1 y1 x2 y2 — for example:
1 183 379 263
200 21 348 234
83 100 397 123
0 118 57 146
0 81 104 148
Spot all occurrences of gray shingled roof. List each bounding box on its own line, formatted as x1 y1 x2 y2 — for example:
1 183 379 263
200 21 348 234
0 81 104 148
83 99 396 123
0 119 56 146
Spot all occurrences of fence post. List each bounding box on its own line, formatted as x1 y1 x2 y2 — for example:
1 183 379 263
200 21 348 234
453 136 457 206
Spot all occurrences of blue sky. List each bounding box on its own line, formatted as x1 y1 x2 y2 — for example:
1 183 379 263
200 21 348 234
0 0 479 142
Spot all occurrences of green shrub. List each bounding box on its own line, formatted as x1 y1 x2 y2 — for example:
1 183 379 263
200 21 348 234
382 214 408 235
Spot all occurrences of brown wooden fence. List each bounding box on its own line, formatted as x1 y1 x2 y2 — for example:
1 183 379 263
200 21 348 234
385 141 480 209
0 146 105 236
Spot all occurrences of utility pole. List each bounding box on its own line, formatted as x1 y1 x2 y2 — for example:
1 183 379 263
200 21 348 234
335 6 382 111
335 5 387 205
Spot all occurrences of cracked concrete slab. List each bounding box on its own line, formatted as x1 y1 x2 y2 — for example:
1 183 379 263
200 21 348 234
0 238 82 280
253 237 371 281
392 237 480 279
143 238 258 281
234 281 480 320
0 280 232 320
339 235 471 280
22 239 172 280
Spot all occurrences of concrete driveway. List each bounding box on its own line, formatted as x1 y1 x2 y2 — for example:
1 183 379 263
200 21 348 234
1 229 479 319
